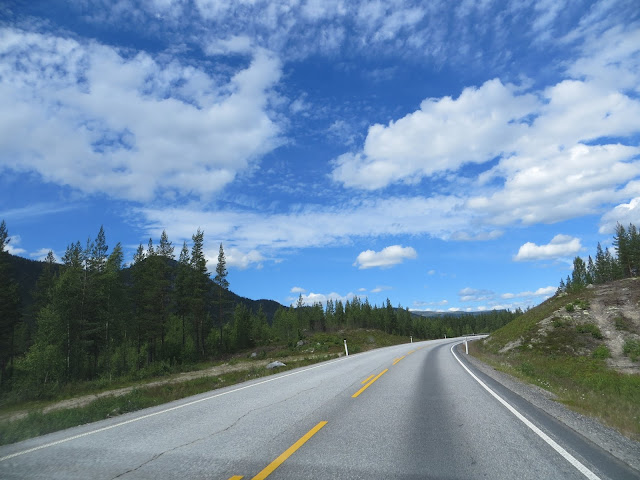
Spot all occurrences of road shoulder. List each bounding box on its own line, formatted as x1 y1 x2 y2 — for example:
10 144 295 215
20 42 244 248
458 342 640 473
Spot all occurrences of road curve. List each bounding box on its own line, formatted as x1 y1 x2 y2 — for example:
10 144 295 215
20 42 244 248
1 338 638 479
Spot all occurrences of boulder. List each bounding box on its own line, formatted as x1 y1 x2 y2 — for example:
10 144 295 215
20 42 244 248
266 361 286 369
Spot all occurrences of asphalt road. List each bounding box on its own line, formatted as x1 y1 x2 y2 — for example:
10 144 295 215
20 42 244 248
1 338 638 479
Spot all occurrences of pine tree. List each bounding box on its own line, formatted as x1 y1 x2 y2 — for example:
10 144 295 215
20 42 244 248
158 230 174 259
0 220 21 384
190 229 209 356
175 241 191 349
214 243 229 352
614 223 631 277
557 278 566 294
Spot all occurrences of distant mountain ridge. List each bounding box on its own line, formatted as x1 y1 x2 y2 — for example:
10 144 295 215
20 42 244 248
4 253 285 325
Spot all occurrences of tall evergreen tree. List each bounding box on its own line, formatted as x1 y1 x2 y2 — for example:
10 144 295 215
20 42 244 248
214 243 229 350
175 241 191 349
190 229 209 356
0 220 21 384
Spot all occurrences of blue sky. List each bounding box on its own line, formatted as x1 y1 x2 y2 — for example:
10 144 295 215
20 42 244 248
1 0 639 312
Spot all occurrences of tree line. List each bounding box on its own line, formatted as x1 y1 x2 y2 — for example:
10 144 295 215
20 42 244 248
0 221 517 397
559 223 640 293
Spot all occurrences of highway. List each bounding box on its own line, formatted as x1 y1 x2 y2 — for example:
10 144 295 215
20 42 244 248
1 338 638 479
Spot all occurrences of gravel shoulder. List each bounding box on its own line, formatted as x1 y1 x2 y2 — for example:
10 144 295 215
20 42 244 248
462 343 640 473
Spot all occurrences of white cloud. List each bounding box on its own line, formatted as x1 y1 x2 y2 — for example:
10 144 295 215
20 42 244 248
353 245 417 269
514 234 582 262
290 286 306 293
330 24 640 230
371 285 392 293
290 291 356 307
136 194 476 257
331 79 538 190
29 248 56 262
5 235 26 256
0 28 282 202
501 286 556 299
222 247 265 270
458 287 494 303
599 197 640 234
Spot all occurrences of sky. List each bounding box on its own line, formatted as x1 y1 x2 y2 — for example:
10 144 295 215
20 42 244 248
1 0 639 313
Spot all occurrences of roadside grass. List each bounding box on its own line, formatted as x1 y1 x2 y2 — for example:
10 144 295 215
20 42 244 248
0 354 338 446
0 328 414 446
470 290 640 441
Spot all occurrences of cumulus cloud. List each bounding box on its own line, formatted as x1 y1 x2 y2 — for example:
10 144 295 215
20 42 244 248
330 23 640 230
599 197 640 234
290 286 306 293
331 79 538 190
514 234 582 261
353 245 417 269
222 248 265 270
5 235 26 256
0 28 282 202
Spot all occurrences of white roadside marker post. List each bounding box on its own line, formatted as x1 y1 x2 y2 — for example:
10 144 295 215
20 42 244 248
410 335 413 343
465 337 469 354
344 339 349 357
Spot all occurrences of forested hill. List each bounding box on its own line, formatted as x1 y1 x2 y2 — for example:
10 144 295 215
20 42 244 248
4 252 284 328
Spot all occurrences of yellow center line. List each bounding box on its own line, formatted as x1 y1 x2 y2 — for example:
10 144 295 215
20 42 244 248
228 476 244 480
361 374 375 384
352 369 388 398
251 421 328 480
392 355 405 365
407 350 415 354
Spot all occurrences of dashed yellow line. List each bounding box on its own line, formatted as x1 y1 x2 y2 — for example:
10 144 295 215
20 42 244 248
352 369 388 398
407 350 415 355
361 374 375 384
392 355 406 365
228 476 244 480
251 421 327 480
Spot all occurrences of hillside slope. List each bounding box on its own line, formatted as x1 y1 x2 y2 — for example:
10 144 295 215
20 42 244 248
483 277 640 374
475 278 640 440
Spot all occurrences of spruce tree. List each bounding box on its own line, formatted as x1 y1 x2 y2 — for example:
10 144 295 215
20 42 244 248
0 220 21 384
190 229 209 356
213 243 229 352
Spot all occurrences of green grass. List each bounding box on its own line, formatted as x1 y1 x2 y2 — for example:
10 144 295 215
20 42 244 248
472 289 640 441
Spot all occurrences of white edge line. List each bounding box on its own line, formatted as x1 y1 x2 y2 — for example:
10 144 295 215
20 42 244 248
0 356 349 462
450 343 601 480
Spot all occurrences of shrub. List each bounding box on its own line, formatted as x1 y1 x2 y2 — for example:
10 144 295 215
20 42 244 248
565 303 575 312
518 361 535 377
576 323 603 339
614 317 631 331
592 345 611 359
623 340 640 361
